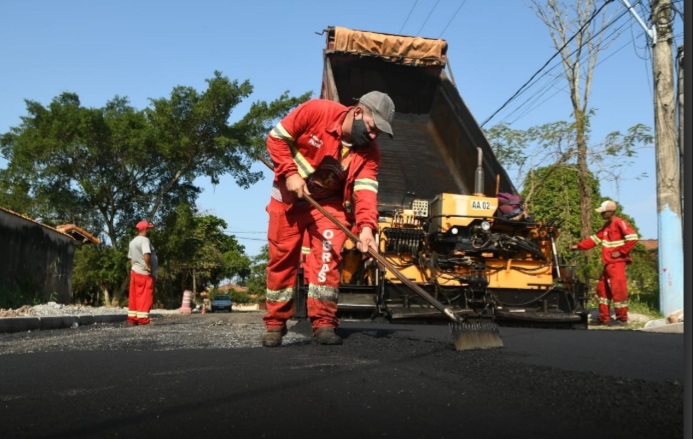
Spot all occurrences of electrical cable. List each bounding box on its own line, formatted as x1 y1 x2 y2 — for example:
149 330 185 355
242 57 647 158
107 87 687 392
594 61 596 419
497 17 643 127
399 0 420 34
487 2 645 128
438 0 467 38
416 0 441 36
480 0 627 128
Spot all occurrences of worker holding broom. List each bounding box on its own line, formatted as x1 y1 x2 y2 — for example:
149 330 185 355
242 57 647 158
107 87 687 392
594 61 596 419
261 91 395 347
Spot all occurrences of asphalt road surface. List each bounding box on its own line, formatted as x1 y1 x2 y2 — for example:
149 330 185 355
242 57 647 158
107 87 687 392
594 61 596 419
0 312 685 439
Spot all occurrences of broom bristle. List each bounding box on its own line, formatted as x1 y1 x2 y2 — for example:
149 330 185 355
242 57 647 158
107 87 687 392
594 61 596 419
450 320 504 351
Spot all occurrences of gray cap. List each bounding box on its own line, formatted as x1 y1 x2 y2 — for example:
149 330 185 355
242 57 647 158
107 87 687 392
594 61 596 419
358 91 395 138
595 200 617 213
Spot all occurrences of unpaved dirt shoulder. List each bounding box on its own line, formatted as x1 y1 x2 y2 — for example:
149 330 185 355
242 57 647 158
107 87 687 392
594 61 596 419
0 311 272 355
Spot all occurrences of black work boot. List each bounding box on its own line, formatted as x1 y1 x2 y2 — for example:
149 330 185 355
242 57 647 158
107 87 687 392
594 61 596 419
261 326 288 348
313 327 343 345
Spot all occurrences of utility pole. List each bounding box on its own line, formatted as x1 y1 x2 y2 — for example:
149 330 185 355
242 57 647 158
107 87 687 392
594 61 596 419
677 45 684 220
650 0 683 316
621 0 683 316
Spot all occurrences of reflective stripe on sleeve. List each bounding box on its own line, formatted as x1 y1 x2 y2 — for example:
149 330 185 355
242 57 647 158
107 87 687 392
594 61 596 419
270 123 314 178
354 178 378 193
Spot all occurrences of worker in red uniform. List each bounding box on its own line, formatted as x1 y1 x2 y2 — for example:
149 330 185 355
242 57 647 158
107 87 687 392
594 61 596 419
127 220 158 325
571 200 639 326
261 91 395 347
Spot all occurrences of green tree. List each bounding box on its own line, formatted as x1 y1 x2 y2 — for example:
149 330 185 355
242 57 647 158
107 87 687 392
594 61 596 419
245 245 269 301
0 71 310 250
527 0 613 240
151 205 252 307
1 72 310 305
72 244 128 306
523 164 658 307
486 121 652 208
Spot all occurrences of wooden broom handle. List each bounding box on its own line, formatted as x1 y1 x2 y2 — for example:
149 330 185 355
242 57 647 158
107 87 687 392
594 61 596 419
257 154 459 322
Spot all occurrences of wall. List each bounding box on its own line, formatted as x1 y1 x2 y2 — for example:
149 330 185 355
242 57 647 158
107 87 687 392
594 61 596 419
0 209 75 304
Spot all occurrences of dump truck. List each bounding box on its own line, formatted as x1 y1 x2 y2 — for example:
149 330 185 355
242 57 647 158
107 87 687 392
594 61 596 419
293 26 588 329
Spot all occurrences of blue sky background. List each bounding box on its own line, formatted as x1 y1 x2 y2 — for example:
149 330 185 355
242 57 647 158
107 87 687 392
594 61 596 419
1 1 684 256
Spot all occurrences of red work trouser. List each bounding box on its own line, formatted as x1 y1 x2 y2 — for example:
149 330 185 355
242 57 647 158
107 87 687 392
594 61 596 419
595 262 629 323
263 197 348 331
128 271 154 325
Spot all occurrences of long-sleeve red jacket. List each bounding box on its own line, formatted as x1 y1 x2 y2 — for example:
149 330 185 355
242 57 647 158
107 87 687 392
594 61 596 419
266 99 381 233
576 215 639 264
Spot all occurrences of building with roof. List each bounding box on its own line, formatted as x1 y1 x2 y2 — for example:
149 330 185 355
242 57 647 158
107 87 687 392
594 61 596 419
0 206 100 306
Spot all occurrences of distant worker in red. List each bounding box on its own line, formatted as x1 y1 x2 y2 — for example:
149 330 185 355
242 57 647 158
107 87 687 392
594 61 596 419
261 91 395 347
571 200 638 326
127 220 158 325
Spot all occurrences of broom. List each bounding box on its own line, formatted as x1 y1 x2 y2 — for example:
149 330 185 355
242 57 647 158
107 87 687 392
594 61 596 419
258 155 503 351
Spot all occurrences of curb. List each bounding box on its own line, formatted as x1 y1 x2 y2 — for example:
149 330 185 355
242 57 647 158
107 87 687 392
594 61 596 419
638 322 684 334
0 317 40 334
39 316 80 330
93 314 127 324
0 314 127 334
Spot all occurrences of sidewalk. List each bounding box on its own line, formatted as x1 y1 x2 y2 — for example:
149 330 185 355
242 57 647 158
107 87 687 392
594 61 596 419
587 310 684 334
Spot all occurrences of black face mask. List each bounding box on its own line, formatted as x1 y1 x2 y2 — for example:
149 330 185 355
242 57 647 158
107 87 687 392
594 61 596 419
350 116 371 148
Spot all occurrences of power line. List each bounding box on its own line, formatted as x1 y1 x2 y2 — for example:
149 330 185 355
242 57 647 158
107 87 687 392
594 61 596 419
399 0 420 34
498 29 648 128
416 0 441 36
438 0 467 38
496 9 638 126
480 0 630 128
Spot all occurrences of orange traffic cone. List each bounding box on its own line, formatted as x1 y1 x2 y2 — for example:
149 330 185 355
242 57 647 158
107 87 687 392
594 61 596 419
179 290 192 314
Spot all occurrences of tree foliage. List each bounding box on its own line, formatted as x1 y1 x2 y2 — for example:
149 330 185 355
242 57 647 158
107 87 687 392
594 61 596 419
0 71 310 250
72 245 129 306
522 164 657 303
0 72 310 307
154 205 252 304
245 245 269 300
527 0 617 239
486 120 652 207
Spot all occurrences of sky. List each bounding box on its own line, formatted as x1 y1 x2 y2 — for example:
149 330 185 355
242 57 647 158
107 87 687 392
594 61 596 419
0 0 685 257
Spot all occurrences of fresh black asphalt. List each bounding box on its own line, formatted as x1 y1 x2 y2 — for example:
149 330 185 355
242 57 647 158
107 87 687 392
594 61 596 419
0 314 686 439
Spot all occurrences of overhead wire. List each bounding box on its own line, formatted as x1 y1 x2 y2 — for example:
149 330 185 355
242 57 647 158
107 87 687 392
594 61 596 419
416 0 441 36
438 0 467 38
479 0 616 127
399 0 420 34
481 0 640 128
496 7 638 126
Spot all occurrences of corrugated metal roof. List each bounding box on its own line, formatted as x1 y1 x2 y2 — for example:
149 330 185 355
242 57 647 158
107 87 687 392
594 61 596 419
0 205 99 244
55 224 102 245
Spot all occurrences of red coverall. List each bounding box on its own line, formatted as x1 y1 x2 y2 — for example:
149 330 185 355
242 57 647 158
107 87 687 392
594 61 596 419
128 272 154 325
576 216 638 323
264 99 380 333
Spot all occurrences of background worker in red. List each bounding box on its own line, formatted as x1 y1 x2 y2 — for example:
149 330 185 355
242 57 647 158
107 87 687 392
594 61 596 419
571 200 639 326
262 91 395 347
127 220 158 325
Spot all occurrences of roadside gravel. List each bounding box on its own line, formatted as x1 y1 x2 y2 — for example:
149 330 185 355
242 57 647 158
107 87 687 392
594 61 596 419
0 302 131 318
0 307 298 355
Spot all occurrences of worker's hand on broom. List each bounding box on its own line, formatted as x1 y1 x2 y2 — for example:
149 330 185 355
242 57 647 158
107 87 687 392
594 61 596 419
286 173 310 199
357 227 377 253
